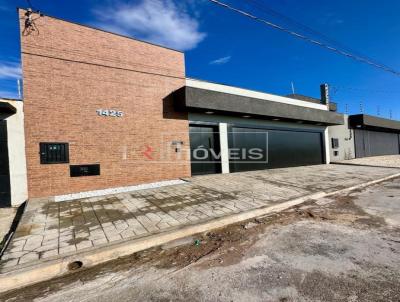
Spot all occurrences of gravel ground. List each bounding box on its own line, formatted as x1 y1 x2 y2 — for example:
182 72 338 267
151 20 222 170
1 178 400 302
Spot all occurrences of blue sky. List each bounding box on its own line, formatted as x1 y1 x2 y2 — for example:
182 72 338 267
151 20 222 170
1 0 400 119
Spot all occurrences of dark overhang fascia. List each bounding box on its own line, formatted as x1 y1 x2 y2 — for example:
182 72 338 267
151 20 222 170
349 114 400 132
174 87 344 126
0 102 17 115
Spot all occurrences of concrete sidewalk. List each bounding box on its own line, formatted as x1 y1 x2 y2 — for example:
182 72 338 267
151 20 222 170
334 155 400 168
1 163 400 292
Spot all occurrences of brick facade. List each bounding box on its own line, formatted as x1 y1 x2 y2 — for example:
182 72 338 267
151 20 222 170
19 10 191 199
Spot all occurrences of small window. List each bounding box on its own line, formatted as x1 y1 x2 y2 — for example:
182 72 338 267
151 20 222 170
334 150 339 157
70 164 100 177
331 138 339 149
40 143 69 164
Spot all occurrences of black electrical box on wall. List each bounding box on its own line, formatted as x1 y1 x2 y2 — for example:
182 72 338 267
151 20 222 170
331 138 339 149
40 143 69 164
70 164 100 177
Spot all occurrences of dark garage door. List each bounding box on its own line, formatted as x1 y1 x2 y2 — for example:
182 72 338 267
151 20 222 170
189 125 222 175
229 126 324 173
0 120 11 207
354 129 400 158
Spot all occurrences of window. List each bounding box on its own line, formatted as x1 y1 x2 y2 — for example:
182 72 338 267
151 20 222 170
331 138 339 149
70 164 100 177
40 143 69 164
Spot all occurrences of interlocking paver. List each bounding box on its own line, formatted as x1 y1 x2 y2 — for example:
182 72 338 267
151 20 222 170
41 249 58 259
1 163 399 271
18 252 39 264
76 240 93 250
59 246 77 254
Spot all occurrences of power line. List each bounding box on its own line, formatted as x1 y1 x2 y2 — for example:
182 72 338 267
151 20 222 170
207 0 400 77
23 44 181 75
242 0 393 71
22 51 185 80
330 84 400 95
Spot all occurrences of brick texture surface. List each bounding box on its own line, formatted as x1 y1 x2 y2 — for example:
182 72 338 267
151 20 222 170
19 10 191 199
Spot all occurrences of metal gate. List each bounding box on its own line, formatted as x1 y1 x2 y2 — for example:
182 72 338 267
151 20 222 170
0 120 11 207
354 129 400 158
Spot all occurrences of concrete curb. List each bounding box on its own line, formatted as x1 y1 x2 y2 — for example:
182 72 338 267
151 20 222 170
1 172 399 293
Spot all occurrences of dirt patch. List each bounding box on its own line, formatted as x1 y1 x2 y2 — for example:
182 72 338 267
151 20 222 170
155 219 266 270
0 189 392 301
293 194 387 229
327 195 387 228
0 213 292 302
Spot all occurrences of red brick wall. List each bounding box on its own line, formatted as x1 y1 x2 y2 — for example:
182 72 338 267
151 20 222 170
19 10 191 198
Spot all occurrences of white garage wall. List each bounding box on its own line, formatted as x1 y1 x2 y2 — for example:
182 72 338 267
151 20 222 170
328 115 355 161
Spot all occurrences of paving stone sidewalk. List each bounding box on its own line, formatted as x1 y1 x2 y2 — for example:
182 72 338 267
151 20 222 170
0 208 17 247
334 155 400 168
1 163 399 271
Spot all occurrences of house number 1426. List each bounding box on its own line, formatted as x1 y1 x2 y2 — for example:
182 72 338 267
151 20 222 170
96 109 124 117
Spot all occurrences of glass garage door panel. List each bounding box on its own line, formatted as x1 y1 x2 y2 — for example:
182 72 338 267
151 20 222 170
228 128 268 172
229 127 324 173
189 125 222 175
268 130 324 168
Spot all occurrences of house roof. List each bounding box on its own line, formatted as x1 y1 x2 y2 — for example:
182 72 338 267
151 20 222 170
286 94 322 105
349 114 400 132
174 86 344 126
0 102 17 115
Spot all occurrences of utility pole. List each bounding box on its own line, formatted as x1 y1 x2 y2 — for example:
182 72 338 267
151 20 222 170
291 82 295 94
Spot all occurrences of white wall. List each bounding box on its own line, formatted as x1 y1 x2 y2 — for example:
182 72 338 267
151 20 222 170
328 115 355 161
1 100 28 206
218 123 230 173
324 127 331 164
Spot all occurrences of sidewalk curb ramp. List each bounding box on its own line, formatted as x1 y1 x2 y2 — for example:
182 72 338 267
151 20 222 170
1 172 399 293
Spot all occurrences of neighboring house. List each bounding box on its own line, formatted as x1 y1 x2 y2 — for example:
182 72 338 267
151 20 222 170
349 114 400 158
0 98 28 207
328 114 400 161
0 9 396 206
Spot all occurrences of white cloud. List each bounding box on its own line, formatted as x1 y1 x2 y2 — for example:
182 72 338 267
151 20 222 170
0 62 21 79
209 56 232 65
93 0 206 51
